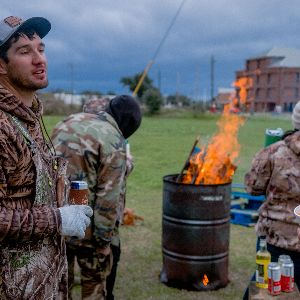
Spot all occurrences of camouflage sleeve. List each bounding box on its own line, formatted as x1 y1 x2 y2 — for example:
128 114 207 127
0 158 61 242
94 149 126 247
244 147 272 195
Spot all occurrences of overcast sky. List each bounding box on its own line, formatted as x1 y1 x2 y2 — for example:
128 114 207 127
2 0 300 99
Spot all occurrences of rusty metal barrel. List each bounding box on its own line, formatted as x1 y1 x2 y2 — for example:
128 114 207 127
160 174 231 291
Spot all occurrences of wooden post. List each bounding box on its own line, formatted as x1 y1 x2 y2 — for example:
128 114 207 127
176 136 200 183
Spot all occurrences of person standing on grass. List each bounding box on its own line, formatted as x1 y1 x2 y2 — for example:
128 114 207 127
0 15 93 299
51 95 142 299
242 101 300 299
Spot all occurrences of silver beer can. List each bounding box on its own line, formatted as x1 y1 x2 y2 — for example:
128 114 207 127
281 259 294 292
278 254 291 268
268 262 281 295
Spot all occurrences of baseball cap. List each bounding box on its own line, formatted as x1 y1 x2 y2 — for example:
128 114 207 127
0 16 51 48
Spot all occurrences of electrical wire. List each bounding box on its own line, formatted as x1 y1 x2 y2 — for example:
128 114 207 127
133 0 188 96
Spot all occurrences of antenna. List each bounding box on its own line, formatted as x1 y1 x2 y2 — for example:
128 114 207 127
210 55 215 102
69 63 74 105
133 0 188 96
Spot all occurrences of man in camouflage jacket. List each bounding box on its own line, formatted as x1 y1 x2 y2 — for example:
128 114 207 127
244 103 300 290
0 16 92 299
51 95 142 299
245 130 300 252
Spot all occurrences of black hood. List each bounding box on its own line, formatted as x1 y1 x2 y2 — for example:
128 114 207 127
105 95 142 138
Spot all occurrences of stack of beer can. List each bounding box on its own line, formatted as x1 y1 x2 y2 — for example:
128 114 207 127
268 255 294 295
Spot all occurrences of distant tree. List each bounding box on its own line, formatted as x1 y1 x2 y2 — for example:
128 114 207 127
106 90 116 96
120 73 154 99
142 88 163 115
166 94 191 106
81 90 102 96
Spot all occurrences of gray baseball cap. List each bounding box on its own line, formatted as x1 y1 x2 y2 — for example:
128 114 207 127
0 16 51 48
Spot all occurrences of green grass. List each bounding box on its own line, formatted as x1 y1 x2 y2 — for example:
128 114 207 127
44 112 291 300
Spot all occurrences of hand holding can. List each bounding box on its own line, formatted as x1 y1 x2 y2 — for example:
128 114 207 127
69 181 89 205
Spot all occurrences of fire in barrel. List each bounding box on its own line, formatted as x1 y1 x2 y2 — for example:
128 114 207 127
160 109 245 291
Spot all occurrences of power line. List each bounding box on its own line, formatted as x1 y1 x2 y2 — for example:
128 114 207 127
133 0 188 96
151 0 187 63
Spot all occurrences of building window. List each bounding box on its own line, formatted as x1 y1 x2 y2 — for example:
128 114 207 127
296 72 300 83
267 74 271 84
256 75 260 84
255 88 260 98
246 61 250 71
295 88 299 99
267 88 271 99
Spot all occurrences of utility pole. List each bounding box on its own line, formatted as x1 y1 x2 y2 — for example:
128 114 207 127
194 65 200 101
157 69 161 92
210 55 215 102
69 63 74 106
176 71 180 104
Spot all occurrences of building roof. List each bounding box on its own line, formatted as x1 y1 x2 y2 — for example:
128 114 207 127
218 87 235 94
249 47 300 67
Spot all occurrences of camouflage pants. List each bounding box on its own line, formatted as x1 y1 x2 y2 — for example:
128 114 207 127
67 244 112 300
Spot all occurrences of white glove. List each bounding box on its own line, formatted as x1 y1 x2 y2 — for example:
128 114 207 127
58 205 93 239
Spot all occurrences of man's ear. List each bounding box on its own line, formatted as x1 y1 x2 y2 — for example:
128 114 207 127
0 58 7 75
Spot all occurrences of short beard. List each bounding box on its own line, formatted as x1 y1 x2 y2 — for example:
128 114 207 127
10 74 48 91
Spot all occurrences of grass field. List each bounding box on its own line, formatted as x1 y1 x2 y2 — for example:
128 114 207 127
44 111 291 300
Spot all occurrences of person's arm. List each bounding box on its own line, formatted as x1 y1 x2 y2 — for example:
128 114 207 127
0 163 94 242
244 147 272 195
0 200 61 242
94 150 126 249
0 130 63 241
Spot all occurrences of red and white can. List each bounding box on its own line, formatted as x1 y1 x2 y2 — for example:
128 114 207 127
278 255 291 266
280 259 294 292
268 262 281 295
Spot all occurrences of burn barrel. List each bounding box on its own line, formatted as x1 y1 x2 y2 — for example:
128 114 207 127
160 174 231 291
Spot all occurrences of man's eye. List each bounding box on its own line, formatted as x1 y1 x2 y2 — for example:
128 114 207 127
20 50 29 54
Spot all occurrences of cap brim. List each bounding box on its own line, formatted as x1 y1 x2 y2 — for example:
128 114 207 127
0 17 51 47
18 17 51 39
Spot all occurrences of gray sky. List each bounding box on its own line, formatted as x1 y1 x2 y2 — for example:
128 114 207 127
2 0 300 99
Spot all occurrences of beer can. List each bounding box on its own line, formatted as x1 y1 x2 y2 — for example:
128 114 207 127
268 262 281 295
278 255 291 267
281 259 294 292
69 180 89 205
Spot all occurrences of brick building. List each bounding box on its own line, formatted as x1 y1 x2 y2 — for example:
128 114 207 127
235 47 300 112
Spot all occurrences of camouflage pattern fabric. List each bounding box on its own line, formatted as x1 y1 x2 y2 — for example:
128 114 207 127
67 243 113 300
245 131 300 252
51 101 127 299
0 85 68 299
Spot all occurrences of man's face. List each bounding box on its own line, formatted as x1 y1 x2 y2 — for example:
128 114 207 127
4 33 48 91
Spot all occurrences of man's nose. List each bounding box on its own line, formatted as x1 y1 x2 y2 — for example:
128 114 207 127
32 51 46 65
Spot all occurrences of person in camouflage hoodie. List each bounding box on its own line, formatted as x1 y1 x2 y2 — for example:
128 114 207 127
0 16 93 300
243 102 300 296
51 95 142 299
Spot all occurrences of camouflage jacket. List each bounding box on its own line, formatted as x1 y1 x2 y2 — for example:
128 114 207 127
245 131 300 251
0 85 68 299
51 100 127 249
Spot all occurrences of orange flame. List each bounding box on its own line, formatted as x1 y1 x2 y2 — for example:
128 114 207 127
202 274 209 286
182 109 245 185
228 76 253 113
233 77 252 105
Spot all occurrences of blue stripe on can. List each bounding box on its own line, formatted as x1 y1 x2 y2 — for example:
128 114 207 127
70 181 88 190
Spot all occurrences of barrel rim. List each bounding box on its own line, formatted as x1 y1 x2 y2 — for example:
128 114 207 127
163 174 232 187
163 215 231 225
162 248 229 261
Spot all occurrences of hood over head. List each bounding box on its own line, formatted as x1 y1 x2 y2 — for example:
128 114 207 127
105 95 142 139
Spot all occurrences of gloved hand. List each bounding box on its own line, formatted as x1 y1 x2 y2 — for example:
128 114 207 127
58 205 93 239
